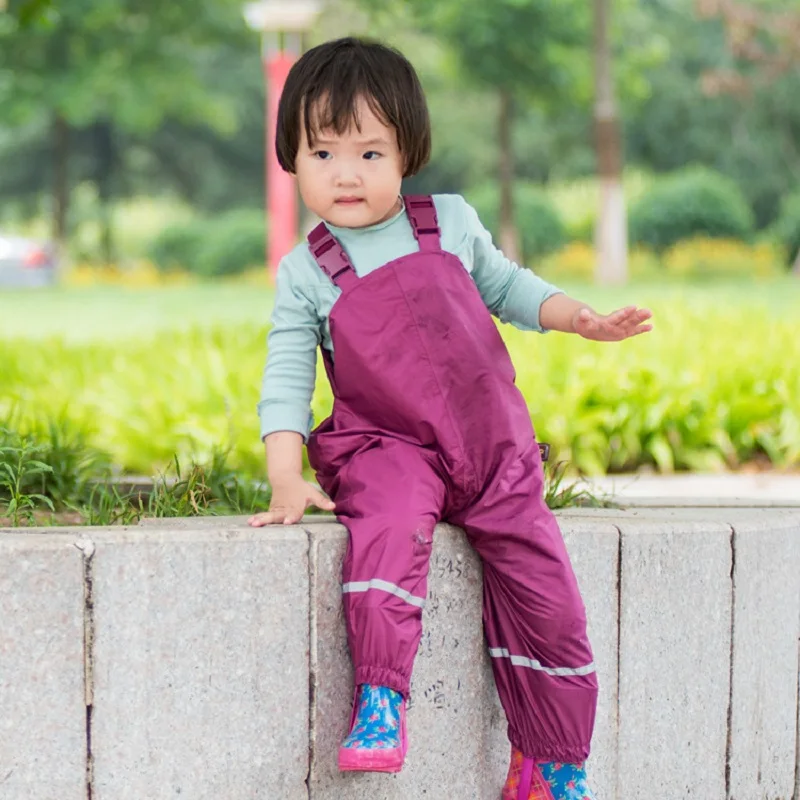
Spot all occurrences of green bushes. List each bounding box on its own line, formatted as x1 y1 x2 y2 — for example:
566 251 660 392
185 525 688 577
196 209 267 278
629 167 755 252
465 182 566 261
148 219 209 273
149 209 266 277
773 192 800 268
3 282 799 480
461 170 789 279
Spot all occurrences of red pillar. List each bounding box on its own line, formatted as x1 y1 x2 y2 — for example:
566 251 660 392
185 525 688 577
265 52 298 279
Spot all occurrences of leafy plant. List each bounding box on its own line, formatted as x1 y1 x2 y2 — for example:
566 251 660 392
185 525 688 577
67 483 141 527
0 429 55 526
543 459 614 510
147 449 271 518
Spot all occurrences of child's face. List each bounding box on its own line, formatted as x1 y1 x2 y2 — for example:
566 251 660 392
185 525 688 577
296 96 404 229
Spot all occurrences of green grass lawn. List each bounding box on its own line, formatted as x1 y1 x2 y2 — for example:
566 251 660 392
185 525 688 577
2 276 798 480
1 277 797 343
0 283 276 343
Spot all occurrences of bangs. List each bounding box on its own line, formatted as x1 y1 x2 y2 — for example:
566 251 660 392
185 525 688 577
303 81 392 147
275 37 431 177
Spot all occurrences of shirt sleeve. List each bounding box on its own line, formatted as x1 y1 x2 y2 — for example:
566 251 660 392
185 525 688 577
257 255 321 441
462 197 564 333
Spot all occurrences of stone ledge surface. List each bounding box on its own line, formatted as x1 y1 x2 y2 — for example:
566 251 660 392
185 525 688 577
307 519 620 800
87 526 310 800
2 507 799 800
0 534 87 799
727 513 800 799
616 519 733 800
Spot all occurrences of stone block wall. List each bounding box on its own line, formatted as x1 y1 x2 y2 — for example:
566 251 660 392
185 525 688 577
1 509 798 800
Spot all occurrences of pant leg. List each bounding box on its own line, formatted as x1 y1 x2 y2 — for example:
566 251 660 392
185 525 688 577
449 441 598 763
318 438 447 697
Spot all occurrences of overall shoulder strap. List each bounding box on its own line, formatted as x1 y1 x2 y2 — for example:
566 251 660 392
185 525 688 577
403 195 441 251
307 224 358 290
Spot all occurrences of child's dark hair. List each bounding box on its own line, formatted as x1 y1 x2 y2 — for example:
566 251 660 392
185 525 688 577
276 37 431 178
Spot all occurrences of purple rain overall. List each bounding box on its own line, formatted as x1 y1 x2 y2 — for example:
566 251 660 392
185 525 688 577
305 196 597 763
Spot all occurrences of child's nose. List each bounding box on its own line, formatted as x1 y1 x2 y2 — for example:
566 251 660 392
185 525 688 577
334 164 361 186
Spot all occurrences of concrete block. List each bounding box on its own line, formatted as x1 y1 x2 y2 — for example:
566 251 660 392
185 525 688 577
137 513 334 528
562 520 619 800
308 517 620 800
483 517 620 799
0 532 87 799
559 506 799 523
89 526 310 800
309 522 507 799
796 659 800 800
617 519 732 800
136 514 253 528
728 512 800 799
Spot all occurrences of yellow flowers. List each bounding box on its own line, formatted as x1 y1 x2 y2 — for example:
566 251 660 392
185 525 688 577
538 237 782 282
63 261 193 288
662 238 780 279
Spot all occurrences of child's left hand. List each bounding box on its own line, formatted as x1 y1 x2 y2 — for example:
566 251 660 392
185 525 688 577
573 305 653 342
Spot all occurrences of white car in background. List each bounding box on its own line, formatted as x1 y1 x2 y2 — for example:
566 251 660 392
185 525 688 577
0 232 57 288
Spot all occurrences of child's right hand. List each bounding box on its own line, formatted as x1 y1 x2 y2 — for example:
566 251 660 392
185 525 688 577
247 475 335 527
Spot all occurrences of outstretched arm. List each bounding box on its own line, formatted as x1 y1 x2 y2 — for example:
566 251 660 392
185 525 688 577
539 293 653 341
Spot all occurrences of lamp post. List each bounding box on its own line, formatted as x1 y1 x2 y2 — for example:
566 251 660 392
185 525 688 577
244 1 321 279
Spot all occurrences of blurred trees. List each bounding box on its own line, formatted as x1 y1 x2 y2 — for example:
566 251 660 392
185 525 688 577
359 0 591 262
0 0 253 258
0 0 798 272
626 0 800 231
593 0 627 284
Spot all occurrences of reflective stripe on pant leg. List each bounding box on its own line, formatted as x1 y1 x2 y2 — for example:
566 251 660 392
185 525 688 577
343 579 427 608
488 647 595 677
332 440 446 696
450 443 598 762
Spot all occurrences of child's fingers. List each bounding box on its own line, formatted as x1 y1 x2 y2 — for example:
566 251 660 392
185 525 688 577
608 306 639 324
310 489 336 511
248 510 287 527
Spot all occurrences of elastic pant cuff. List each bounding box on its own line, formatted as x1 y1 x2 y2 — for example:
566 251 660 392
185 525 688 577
509 729 590 764
355 666 410 698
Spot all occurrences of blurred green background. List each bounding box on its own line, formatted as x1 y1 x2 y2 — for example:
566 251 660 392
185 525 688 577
1 0 799 507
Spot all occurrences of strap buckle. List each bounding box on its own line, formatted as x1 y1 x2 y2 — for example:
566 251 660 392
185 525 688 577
404 196 440 244
309 228 352 279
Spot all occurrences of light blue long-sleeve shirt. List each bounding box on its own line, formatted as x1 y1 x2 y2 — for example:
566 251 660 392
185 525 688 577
258 193 563 440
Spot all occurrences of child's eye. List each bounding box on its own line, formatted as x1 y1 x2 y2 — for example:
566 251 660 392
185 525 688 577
363 151 382 161
314 151 332 160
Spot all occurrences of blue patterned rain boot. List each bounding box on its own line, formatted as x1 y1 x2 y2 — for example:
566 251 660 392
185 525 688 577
338 684 407 773
538 760 597 800
502 748 598 800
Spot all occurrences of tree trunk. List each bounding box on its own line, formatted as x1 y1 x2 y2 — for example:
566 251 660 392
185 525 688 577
594 0 628 285
94 119 116 265
498 89 521 264
52 112 69 250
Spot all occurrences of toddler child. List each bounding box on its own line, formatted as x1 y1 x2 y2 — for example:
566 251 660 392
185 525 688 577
248 36 652 800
